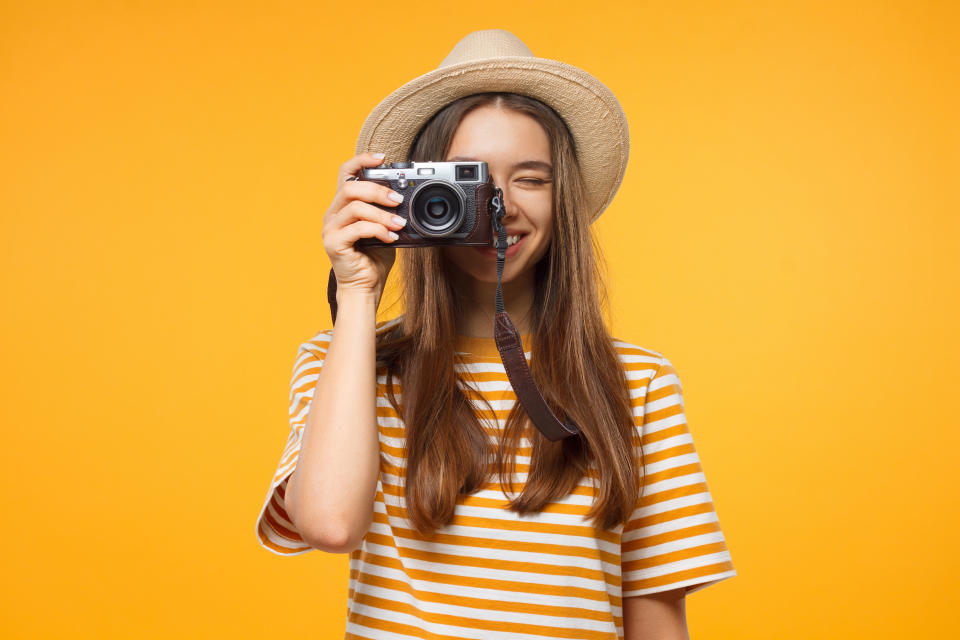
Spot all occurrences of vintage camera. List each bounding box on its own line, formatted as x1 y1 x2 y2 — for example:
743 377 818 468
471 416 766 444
354 161 499 248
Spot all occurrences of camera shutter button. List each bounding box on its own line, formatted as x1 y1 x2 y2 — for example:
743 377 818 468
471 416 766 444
390 162 413 169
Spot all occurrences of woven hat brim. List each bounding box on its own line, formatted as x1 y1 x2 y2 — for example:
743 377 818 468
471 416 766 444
356 57 629 222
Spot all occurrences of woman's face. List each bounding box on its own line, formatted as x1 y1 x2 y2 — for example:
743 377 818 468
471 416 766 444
441 105 554 285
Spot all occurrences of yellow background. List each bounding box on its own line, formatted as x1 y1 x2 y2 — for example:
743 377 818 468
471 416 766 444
2 1 957 637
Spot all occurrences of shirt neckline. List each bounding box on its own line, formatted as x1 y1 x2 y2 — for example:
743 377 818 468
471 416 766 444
454 332 532 357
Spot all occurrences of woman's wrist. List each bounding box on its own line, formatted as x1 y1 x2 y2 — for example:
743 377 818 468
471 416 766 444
335 286 381 309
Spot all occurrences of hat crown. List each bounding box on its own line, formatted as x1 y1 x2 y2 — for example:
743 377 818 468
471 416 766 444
357 28 629 222
439 29 534 68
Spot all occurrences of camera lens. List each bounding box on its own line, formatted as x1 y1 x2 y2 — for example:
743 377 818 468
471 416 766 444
409 181 466 237
426 197 448 218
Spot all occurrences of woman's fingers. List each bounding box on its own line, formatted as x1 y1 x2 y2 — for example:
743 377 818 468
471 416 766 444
326 220 400 253
336 151 387 188
322 152 405 295
325 199 407 234
328 179 405 217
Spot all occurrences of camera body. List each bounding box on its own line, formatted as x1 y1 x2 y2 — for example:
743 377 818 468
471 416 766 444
354 161 497 248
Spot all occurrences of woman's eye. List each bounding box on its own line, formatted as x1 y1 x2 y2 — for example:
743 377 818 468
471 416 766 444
517 178 548 185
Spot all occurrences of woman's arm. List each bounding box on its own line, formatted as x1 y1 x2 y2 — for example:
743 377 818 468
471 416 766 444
622 587 689 640
282 151 405 554
284 289 382 554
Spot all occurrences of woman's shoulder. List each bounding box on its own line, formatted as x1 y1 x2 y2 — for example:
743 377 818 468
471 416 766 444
376 315 404 335
608 336 669 371
297 315 404 354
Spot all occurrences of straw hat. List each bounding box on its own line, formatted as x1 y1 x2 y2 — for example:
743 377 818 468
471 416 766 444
355 29 629 223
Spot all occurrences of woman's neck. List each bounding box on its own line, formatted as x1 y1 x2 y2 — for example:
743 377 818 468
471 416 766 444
451 267 536 338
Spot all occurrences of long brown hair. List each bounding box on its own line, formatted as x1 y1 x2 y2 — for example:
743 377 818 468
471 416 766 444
374 92 641 537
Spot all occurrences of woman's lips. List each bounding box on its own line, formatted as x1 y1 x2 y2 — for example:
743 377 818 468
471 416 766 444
472 234 527 258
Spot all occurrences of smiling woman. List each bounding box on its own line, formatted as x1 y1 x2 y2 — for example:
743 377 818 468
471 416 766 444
255 28 736 640
446 150 553 265
439 102 556 326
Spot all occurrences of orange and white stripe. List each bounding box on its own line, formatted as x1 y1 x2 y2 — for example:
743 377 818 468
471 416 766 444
255 316 736 639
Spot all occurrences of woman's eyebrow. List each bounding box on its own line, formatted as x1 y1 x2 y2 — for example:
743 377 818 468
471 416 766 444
447 156 553 172
513 160 553 173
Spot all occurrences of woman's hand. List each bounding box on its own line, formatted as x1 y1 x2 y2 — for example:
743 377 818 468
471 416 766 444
322 151 409 299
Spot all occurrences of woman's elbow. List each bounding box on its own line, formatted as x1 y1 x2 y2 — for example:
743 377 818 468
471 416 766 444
302 527 359 554
295 512 371 554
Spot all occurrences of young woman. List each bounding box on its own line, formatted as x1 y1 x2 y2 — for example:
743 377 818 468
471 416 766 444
256 29 736 640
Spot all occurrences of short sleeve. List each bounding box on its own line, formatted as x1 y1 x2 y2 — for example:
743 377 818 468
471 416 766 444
254 329 333 555
621 355 737 597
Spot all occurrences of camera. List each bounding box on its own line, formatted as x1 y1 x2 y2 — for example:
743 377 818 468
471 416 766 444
353 161 499 248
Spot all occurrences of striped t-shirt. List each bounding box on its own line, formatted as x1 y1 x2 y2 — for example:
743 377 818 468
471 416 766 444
255 315 736 639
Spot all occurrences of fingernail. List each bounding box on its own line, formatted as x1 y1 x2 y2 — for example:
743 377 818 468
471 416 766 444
372 152 385 160
392 215 407 226
388 231 400 241
389 191 404 203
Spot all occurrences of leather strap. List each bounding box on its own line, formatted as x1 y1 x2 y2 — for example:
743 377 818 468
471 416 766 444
327 267 339 325
493 311 580 441
326 186 581 442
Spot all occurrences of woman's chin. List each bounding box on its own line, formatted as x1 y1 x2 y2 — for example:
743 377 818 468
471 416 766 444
441 245 541 287
460 260 527 284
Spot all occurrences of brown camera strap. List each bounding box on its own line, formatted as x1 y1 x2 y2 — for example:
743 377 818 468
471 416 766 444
326 187 581 442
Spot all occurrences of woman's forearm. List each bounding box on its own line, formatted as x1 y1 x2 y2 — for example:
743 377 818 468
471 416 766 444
284 289 382 553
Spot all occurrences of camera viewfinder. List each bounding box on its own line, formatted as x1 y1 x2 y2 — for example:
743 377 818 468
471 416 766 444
455 164 478 181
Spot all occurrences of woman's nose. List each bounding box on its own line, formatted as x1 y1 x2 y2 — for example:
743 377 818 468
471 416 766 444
497 190 518 223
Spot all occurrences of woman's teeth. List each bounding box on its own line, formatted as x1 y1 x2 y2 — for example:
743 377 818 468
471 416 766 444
484 234 524 251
